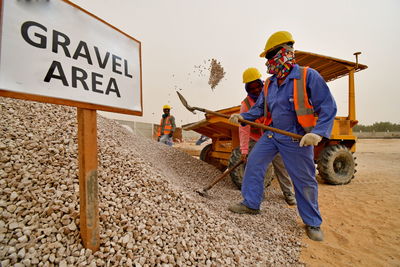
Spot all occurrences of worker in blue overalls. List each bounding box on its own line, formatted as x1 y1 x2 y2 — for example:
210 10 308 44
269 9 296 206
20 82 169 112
228 31 337 241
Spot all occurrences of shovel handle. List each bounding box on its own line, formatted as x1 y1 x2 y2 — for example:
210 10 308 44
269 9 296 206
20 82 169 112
198 108 303 140
203 159 244 191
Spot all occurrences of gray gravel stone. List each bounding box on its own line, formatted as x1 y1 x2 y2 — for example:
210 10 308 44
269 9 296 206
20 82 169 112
0 97 304 266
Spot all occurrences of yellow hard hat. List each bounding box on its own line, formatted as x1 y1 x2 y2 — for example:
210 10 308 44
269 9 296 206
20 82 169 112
163 104 171 110
259 31 295 58
242 68 262 84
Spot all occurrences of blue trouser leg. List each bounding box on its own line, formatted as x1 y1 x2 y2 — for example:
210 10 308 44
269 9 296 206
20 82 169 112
159 134 173 146
241 134 278 210
276 139 322 227
241 135 322 227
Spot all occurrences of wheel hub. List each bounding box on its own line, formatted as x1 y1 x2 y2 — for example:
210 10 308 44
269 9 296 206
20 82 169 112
333 156 348 174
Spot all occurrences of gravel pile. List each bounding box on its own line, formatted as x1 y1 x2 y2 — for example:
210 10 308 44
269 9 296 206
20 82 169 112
0 96 304 266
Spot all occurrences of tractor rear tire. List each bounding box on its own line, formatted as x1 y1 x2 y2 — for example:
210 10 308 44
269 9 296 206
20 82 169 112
228 146 274 190
317 144 356 185
199 144 225 171
199 144 212 162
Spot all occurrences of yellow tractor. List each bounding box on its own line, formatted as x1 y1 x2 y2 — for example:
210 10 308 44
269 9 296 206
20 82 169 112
182 51 368 186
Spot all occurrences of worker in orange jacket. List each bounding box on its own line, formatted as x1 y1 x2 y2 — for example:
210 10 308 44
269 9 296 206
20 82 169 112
228 31 337 241
158 105 176 146
239 67 296 206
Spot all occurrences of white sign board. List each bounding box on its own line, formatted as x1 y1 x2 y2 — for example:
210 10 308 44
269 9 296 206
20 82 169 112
0 0 142 115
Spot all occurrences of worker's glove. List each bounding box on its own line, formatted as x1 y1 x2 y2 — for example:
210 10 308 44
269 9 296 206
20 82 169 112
299 133 322 147
168 133 173 138
229 114 243 124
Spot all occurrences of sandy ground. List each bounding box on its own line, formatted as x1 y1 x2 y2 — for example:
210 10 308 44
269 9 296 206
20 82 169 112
174 141 211 157
176 139 400 266
300 139 400 266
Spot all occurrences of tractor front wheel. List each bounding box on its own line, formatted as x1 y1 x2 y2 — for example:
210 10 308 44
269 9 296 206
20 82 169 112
199 144 225 171
317 144 356 185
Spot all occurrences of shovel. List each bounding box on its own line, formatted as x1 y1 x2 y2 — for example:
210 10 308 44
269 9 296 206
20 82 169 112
176 91 303 140
196 159 244 197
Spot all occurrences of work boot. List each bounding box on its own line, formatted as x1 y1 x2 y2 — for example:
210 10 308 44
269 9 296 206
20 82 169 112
305 225 324 241
228 203 260 215
284 193 297 206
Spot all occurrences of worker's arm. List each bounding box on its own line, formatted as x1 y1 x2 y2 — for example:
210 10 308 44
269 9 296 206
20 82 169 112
170 116 176 132
167 116 176 137
239 102 251 156
240 90 266 122
307 68 337 138
158 118 163 139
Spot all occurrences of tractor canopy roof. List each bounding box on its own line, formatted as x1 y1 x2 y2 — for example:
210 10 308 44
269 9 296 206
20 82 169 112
295 50 368 82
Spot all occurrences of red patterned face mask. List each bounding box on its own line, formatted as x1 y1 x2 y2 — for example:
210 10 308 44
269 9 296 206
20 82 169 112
266 47 296 79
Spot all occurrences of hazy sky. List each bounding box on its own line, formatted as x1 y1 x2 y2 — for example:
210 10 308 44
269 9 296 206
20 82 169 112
71 0 399 126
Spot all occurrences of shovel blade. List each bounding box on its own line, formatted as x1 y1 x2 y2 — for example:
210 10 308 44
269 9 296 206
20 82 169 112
195 189 209 197
176 91 196 114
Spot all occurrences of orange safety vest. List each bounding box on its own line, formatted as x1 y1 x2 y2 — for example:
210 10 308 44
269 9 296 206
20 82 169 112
158 116 173 136
263 66 317 133
242 96 265 136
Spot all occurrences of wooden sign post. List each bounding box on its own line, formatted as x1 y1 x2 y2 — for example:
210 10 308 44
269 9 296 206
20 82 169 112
77 108 100 251
0 0 142 251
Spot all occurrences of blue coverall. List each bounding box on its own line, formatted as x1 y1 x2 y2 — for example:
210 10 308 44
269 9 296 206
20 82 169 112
240 64 337 227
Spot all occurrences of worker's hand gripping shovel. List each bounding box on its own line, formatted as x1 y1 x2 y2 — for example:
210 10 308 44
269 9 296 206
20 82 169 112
196 159 244 197
176 91 303 140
